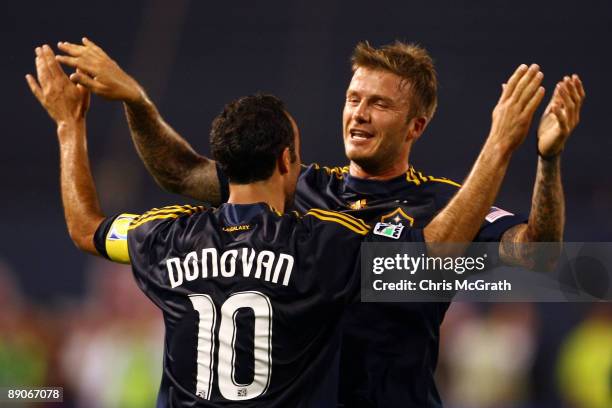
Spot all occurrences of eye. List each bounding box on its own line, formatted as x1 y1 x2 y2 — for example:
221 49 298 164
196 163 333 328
346 95 359 105
374 101 388 109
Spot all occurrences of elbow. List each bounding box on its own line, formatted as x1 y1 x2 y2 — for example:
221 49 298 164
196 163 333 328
67 226 92 253
532 242 563 272
523 225 564 272
66 221 101 256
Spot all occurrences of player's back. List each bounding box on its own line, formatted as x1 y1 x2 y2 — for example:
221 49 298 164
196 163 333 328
123 203 368 407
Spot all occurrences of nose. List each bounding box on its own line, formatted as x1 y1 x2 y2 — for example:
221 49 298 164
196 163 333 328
353 100 370 123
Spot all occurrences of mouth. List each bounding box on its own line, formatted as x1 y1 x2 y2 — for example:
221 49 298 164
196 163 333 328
349 129 374 141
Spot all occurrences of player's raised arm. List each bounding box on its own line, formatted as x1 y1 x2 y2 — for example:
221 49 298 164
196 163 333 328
26 44 104 256
499 75 585 270
424 64 545 253
55 38 222 204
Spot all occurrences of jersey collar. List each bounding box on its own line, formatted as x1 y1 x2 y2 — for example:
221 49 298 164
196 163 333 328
219 202 279 225
343 170 416 196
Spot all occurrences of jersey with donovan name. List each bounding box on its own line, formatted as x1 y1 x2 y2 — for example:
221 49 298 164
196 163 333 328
219 164 527 408
94 202 425 407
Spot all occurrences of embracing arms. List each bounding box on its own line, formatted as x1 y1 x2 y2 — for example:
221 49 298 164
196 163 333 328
55 38 222 204
26 45 103 255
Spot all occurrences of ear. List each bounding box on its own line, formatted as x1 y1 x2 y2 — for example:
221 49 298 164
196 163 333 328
406 116 428 141
277 147 291 175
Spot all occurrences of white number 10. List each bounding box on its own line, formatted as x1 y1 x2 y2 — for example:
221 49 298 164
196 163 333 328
188 291 273 401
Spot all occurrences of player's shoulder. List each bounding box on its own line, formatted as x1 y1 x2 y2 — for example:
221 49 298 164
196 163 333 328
407 165 462 206
128 204 209 237
299 207 370 236
408 165 461 190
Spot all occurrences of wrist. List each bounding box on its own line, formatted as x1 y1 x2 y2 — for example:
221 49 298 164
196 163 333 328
125 86 149 107
538 150 561 164
482 135 514 163
537 148 562 162
57 119 85 141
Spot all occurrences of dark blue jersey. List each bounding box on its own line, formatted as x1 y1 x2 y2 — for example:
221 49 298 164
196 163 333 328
94 203 424 407
218 164 527 407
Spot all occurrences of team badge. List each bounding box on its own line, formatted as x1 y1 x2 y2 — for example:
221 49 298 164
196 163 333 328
349 199 367 210
380 207 414 226
373 222 404 239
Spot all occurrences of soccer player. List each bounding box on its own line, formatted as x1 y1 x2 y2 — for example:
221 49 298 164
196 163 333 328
52 39 584 406
29 43 543 406
28 45 412 406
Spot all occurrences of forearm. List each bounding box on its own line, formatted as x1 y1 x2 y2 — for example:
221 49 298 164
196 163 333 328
425 139 512 252
58 121 105 255
500 156 564 270
526 155 564 241
124 96 221 203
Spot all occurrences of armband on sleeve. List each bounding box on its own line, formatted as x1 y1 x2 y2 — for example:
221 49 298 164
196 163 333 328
93 213 138 264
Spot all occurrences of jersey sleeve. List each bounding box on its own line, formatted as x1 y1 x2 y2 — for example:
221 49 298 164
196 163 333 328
430 181 527 242
474 206 527 242
93 213 139 264
92 205 206 264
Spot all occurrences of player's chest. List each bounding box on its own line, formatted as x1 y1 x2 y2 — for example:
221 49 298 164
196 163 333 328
295 186 440 228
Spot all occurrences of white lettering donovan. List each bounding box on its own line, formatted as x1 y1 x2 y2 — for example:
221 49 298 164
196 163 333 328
166 248 294 288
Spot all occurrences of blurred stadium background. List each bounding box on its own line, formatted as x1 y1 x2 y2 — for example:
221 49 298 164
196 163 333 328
2 0 611 406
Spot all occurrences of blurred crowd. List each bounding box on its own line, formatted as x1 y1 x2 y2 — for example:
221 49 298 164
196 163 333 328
0 257 609 408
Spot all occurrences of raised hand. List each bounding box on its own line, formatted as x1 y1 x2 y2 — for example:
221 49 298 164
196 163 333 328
26 44 90 125
537 75 585 158
56 38 143 103
488 64 546 153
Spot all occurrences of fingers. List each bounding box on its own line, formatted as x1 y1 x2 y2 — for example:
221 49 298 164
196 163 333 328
55 39 99 76
57 41 85 57
34 47 45 77
564 76 583 108
523 86 546 117
518 70 544 108
573 74 585 100
41 45 66 80
70 71 98 90
82 37 106 56
500 64 528 102
55 54 80 69
25 74 43 102
82 37 96 47
551 103 570 135
513 64 541 106
557 83 575 114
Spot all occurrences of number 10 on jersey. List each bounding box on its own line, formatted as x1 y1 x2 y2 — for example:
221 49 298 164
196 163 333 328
188 291 273 401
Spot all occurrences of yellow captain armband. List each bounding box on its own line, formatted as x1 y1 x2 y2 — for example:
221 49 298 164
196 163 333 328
105 213 138 264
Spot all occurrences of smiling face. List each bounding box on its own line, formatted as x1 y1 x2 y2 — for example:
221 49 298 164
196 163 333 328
343 67 425 177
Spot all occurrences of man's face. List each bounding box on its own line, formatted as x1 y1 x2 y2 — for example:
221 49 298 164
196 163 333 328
343 67 416 174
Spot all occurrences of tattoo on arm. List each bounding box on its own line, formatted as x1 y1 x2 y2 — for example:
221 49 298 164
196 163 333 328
124 98 222 204
500 155 564 269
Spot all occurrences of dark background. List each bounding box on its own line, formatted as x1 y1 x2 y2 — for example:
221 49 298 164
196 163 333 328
1 1 610 406
4 0 611 299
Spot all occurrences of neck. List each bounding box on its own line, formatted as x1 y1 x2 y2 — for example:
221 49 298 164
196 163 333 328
349 159 410 180
227 177 286 213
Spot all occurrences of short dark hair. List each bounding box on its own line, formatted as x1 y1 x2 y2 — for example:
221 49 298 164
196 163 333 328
210 94 295 184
